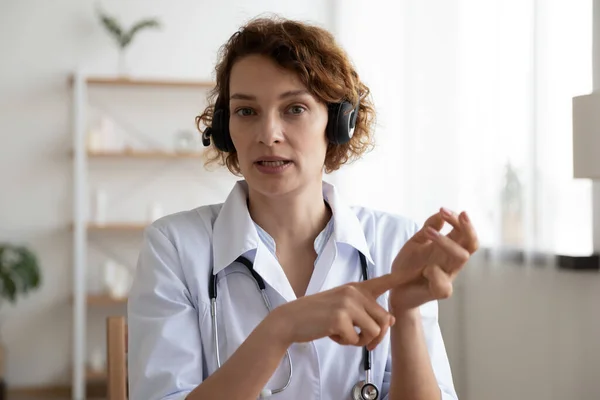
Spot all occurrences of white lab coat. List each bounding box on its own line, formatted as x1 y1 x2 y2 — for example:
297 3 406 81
127 180 458 400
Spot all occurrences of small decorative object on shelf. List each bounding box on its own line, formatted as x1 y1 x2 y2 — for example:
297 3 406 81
148 202 164 222
102 259 132 299
86 115 121 152
96 6 161 76
173 129 199 153
88 347 106 375
92 189 108 225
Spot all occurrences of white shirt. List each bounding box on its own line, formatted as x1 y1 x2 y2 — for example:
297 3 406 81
127 180 459 400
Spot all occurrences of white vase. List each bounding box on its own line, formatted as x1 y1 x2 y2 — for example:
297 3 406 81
89 347 105 372
148 202 164 222
102 260 131 298
93 189 107 224
117 48 130 77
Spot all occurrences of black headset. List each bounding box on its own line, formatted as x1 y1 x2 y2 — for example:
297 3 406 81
201 98 360 152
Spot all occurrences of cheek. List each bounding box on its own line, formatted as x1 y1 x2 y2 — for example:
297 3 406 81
294 130 328 165
229 122 250 159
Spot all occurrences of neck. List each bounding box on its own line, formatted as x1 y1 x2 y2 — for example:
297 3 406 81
248 182 331 250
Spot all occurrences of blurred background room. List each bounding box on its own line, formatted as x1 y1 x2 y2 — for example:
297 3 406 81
1 0 599 399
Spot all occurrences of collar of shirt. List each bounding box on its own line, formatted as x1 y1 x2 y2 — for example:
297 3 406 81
211 179 374 277
253 214 334 263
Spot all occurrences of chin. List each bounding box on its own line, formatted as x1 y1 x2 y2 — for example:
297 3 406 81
243 168 302 198
249 176 300 198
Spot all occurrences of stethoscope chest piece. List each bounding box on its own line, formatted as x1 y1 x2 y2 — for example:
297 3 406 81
352 380 379 400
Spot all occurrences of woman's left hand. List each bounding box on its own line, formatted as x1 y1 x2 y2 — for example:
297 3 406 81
388 208 479 313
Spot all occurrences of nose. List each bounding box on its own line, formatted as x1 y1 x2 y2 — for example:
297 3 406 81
256 111 284 146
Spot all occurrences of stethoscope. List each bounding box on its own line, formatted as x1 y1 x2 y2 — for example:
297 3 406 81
209 252 380 400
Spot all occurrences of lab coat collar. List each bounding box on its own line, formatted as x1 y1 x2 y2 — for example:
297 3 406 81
211 179 374 276
322 180 374 265
212 180 259 275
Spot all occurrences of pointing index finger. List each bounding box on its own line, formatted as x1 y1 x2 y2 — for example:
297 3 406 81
359 273 398 298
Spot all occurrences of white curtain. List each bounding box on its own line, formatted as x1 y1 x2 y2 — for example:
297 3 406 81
329 0 594 261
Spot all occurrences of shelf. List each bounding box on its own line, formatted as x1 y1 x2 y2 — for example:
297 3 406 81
70 222 149 232
86 294 128 306
87 222 148 231
70 74 215 89
86 367 107 381
70 294 128 307
86 149 205 159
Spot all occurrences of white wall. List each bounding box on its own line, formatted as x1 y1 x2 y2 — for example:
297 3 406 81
0 0 332 387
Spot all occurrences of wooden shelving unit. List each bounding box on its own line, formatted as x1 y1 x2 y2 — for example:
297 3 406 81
69 294 128 306
86 222 148 231
69 75 215 89
87 149 205 159
70 71 213 399
87 294 128 306
86 367 107 381
69 222 149 232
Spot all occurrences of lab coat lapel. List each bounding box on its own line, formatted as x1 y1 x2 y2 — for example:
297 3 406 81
322 181 374 265
304 239 336 296
253 241 297 303
212 181 259 275
302 181 375 296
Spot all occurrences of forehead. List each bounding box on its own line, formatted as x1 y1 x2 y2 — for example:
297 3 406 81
229 54 308 97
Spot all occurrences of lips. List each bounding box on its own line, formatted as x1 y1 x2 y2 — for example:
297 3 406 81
256 160 291 167
253 157 293 174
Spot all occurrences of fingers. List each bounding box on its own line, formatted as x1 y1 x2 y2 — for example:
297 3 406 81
329 309 360 346
359 273 398 298
457 211 479 254
412 211 445 244
423 264 453 299
390 266 454 313
352 301 387 348
363 300 395 351
352 286 396 350
440 207 461 231
423 211 446 231
425 227 469 275
329 285 394 349
441 208 479 254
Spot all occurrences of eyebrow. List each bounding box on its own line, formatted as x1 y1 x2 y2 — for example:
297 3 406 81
229 89 310 101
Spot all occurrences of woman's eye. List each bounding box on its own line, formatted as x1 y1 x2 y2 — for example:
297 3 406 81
288 105 306 115
235 108 255 117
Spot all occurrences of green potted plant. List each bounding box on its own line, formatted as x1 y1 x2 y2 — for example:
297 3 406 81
0 244 42 400
96 6 162 76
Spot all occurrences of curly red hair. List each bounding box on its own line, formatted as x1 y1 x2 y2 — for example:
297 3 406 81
195 15 376 175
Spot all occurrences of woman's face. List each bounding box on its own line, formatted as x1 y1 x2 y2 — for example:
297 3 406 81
228 54 329 199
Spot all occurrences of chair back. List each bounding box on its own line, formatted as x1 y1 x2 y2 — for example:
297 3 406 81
107 316 127 400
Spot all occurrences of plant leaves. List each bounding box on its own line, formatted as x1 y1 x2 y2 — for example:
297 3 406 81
122 19 161 48
0 244 41 303
97 10 125 47
0 273 17 303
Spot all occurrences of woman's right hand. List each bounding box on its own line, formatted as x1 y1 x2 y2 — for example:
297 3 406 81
267 274 398 351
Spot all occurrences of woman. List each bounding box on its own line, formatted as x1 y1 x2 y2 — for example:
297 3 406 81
128 16 478 400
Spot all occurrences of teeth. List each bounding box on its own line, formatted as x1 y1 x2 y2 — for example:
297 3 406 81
259 161 288 166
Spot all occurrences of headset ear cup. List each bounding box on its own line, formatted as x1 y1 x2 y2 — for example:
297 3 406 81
326 103 340 144
327 100 359 145
209 108 235 152
202 127 213 147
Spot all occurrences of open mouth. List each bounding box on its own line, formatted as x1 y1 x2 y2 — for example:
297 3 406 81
255 160 292 166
